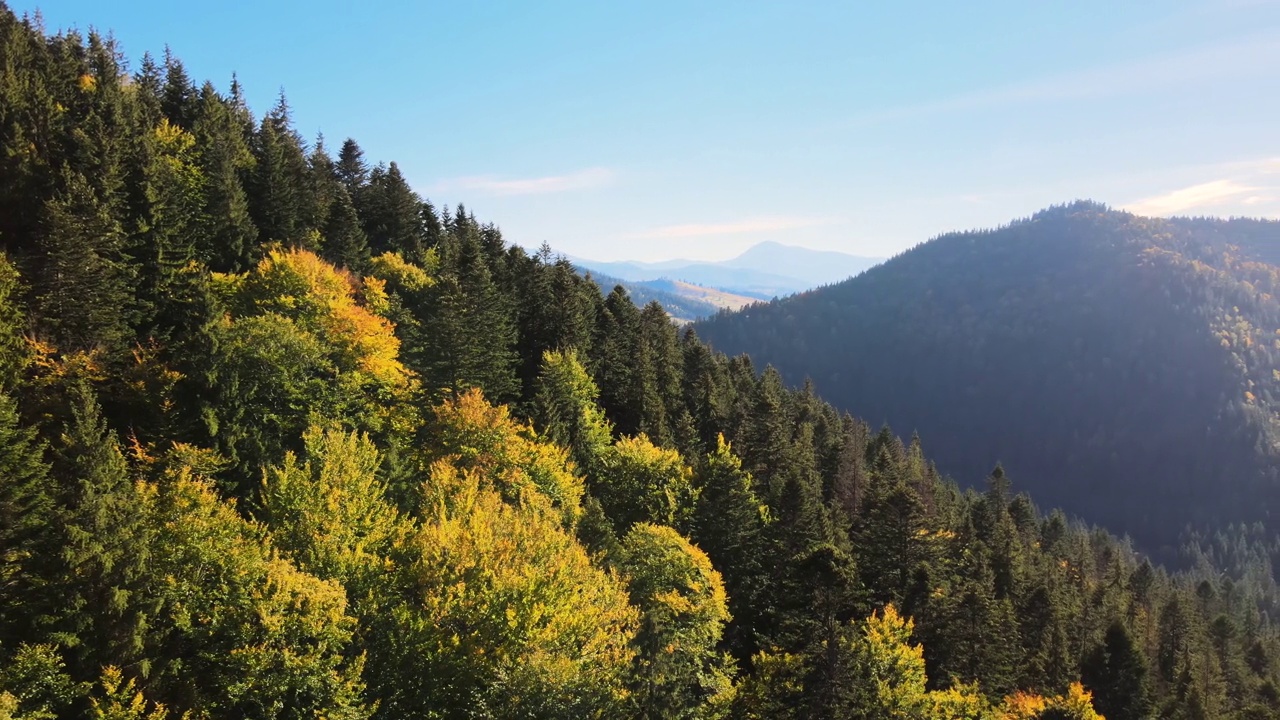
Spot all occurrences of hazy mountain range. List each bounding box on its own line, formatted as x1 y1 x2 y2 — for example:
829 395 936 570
576 267 760 323
571 241 884 301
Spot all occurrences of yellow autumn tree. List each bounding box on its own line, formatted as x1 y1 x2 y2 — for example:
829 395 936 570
260 426 412 595
205 249 418 488
370 462 638 719
845 605 992 720
424 387 584 526
996 684 1104 720
217 247 408 386
596 433 698 532
617 522 735 719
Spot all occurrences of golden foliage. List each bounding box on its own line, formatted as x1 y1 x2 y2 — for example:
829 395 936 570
848 605 993 719
217 248 411 387
90 667 172 720
597 433 696 531
403 465 637 714
368 252 433 293
996 683 1103 720
426 388 584 526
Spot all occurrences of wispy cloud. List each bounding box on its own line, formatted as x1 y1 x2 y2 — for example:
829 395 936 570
437 167 614 196
1125 180 1260 215
845 30 1280 128
631 216 837 239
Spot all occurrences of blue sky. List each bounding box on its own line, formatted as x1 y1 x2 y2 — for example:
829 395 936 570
14 0 1280 261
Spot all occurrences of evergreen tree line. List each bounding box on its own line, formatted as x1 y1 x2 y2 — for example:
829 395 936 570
0 6 1277 718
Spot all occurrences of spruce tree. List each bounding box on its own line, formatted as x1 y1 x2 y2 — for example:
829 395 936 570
159 47 197 129
34 172 134 355
335 138 368 195
361 162 427 261
320 186 370 271
0 389 52 640
0 255 27 388
48 381 148 680
191 81 257 271
593 285 646 436
640 300 684 446
418 234 517 401
1082 620 1154 720
247 94 311 246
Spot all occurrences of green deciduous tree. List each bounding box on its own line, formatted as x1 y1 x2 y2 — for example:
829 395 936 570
617 523 734 719
596 434 697 533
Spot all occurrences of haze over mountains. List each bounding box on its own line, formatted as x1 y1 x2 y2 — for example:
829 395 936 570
576 267 759 323
573 241 883 300
696 202 1280 555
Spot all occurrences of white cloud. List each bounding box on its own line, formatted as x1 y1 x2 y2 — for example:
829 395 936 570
437 167 614 196
1124 179 1258 215
630 216 837 239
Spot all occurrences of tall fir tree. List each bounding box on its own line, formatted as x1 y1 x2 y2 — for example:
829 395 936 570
34 172 134 355
191 81 257 271
418 234 517 401
1082 620 1154 720
361 161 427 262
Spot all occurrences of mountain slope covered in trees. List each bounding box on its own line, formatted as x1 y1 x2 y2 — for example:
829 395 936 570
696 203 1280 554
0 6 1278 719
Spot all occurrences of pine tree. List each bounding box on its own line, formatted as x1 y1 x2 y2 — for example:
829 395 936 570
361 162 427 261
593 285 647 436
0 389 52 639
640 301 684 446
190 81 257 271
335 137 368 196
131 52 164 129
0 255 28 388
513 246 597 401
34 172 135 355
48 381 148 680
1081 620 1153 720
159 47 197 129
418 234 517 401
132 119 205 344
247 94 311 246
320 186 370 271
853 460 930 609
680 328 731 453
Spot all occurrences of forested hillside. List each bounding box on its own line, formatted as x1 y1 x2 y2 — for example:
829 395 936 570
2 7 1280 719
697 203 1280 555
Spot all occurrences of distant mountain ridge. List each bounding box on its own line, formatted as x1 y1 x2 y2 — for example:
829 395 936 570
694 202 1280 554
572 241 883 299
576 267 758 323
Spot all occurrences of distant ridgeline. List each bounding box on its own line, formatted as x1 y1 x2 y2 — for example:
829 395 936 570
2 6 1280 719
575 265 727 323
696 202 1280 554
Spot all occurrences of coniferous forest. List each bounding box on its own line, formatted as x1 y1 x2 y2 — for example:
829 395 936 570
694 206 1280 557
3 6 1280 719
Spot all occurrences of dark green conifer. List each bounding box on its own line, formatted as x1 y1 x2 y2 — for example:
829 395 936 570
160 47 197 128
321 186 371 271
1082 620 1153 720
191 81 257 271
34 173 134 355
361 162 427 261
